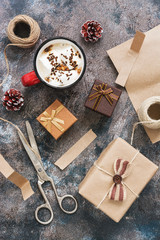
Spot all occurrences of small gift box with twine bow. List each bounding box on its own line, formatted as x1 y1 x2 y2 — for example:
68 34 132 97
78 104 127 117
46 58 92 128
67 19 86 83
37 99 77 140
79 138 158 222
85 80 121 117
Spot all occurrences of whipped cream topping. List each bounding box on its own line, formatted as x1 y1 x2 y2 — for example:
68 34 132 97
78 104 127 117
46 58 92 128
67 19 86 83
36 40 84 87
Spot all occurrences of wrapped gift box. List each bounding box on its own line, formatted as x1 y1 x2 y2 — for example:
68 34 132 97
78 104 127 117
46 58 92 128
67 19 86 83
85 80 121 117
79 138 158 222
37 99 77 140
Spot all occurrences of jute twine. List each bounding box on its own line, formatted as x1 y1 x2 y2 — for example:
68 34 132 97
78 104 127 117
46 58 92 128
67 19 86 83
131 96 160 145
0 14 40 87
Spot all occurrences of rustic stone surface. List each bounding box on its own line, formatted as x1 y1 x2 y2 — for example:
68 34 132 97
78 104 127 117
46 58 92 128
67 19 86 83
0 0 160 239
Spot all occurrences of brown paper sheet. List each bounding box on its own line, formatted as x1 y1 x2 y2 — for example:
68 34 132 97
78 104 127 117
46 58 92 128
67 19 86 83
79 138 158 222
115 31 145 87
54 130 97 170
0 154 34 200
107 25 160 143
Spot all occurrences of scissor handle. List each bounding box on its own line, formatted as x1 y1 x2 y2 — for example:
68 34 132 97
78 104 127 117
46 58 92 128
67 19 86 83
35 202 53 225
57 194 78 214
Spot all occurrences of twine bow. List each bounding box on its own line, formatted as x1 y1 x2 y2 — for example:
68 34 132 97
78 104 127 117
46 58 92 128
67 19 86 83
94 151 140 208
40 105 65 132
89 83 119 110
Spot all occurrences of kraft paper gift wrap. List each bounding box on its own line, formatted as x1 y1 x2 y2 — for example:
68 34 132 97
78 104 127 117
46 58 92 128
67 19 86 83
79 138 158 222
107 25 160 143
37 99 77 140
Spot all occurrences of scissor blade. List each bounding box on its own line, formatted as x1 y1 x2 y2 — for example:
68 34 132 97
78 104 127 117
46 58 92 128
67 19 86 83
18 131 43 173
26 121 41 158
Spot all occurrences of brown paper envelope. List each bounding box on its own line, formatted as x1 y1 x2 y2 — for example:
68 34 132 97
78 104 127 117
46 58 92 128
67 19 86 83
79 138 158 222
37 99 77 140
0 154 34 200
107 25 160 143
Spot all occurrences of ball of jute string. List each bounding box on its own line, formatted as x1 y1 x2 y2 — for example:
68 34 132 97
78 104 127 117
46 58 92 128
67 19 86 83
7 14 40 48
0 15 40 87
138 96 160 129
131 96 160 145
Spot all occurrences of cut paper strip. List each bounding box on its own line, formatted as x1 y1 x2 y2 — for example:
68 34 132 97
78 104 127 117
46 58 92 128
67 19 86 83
54 130 97 170
115 31 145 87
0 154 34 200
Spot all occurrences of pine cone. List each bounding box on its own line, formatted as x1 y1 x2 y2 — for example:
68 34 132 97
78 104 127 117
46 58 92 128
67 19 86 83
81 20 103 42
2 89 24 111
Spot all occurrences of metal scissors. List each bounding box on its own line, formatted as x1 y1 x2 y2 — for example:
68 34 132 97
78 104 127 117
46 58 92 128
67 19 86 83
18 121 78 225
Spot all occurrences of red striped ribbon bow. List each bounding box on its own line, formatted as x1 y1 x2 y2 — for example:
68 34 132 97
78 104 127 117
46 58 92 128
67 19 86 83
94 151 139 207
108 159 130 201
89 83 119 110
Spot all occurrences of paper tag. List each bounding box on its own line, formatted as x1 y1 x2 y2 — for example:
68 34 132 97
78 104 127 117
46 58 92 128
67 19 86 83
115 31 145 87
0 154 34 200
54 129 97 170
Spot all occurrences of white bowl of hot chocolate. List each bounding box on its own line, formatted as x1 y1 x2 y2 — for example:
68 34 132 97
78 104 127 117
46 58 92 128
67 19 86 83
35 38 86 88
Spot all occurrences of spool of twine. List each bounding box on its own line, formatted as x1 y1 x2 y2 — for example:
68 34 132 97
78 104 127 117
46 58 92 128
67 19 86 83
131 96 160 145
1 14 40 87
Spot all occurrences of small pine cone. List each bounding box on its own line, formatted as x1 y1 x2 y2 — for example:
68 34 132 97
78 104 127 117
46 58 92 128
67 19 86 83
81 20 103 42
2 89 24 111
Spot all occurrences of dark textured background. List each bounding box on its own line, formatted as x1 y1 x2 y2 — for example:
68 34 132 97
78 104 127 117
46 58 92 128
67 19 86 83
0 0 160 239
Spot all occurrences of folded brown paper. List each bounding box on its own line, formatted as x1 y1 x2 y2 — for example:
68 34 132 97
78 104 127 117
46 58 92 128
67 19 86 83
0 154 34 200
55 130 97 170
115 31 145 87
107 25 160 143
79 138 158 222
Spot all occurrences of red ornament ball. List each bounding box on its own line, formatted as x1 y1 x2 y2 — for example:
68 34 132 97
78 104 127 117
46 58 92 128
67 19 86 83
2 89 24 111
81 20 103 42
